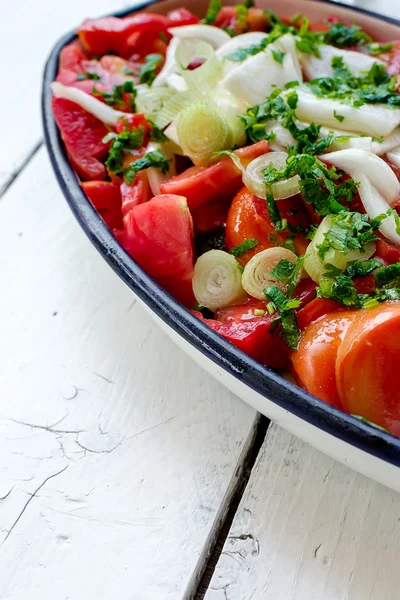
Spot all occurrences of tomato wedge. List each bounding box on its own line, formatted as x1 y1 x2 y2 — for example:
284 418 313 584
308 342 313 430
52 97 110 180
123 194 195 306
215 6 269 34
336 302 400 435
291 310 358 408
297 298 340 331
121 171 151 216
81 181 122 230
225 187 309 265
160 141 270 211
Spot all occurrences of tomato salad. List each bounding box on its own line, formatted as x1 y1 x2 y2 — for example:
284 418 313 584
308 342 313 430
52 2 400 435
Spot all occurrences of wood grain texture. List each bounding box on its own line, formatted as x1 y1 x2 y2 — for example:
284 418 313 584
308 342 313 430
0 0 134 195
0 147 257 599
204 423 400 600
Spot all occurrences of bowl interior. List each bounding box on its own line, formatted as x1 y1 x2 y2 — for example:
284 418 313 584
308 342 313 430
42 0 400 465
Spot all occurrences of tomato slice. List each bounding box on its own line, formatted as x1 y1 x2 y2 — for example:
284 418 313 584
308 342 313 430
167 8 199 26
307 15 340 33
159 141 269 211
52 97 110 180
121 171 151 216
297 298 341 331
81 181 122 230
336 302 400 435
59 40 88 72
225 187 309 265
123 194 195 306
291 310 358 408
78 14 171 58
375 236 400 265
387 41 400 76
215 6 269 34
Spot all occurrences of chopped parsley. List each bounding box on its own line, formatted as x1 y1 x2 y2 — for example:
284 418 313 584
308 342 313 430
264 285 301 349
270 258 296 282
93 81 137 111
103 128 145 174
271 49 286 64
148 120 167 143
323 22 371 48
229 238 259 257
351 415 389 433
375 262 400 284
334 110 345 123
124 150 170 185
76 71 100 81
139 54 164 86
203 0 222 25
316 212 379 261
264 153 358 217
308 57 400 108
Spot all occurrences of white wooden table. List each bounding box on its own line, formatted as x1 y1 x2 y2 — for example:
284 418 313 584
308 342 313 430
2 1 400 598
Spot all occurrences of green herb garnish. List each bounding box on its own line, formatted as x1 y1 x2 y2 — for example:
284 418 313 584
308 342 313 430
229 238 259 257
124 150 170 185
103 128 145 174
139 54 164 86
264 285 301 349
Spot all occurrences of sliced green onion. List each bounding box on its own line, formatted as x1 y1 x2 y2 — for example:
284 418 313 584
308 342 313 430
168 24 231 49
242 247 299 299
135 87 175 118
177 100 233 165
192 250 245 310
303 216 376 283
154 89 202 129
243 152 300 200
175 40 223 90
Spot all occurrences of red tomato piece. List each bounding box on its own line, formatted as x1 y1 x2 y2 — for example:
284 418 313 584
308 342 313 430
59 40 88 72
121 171 151 216
191 199 230 233
160 141 270 211
225 187 309 265
307 14 340 33
78 14 171 58
193 310 273 361
297 298 341 331
375 236 400 265
336 302 400 435
81 181 123 230
353 273 376 294
215 298 267 322
125 31 168 60
52 97 110 180
293 279 317 308
215 6 269 34
167 8 199 26
387 41 400 76
291 310 358 408
123 194 195 306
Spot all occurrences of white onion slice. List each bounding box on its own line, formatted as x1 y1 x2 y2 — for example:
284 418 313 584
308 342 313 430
387 146 400 168
168 25 231 48
244 152 300 200
322 149 400 205
303 216 376 283
51 82 127 126
152 37 180 88
192 250 245 310
357 174 400 245
146 142 176 196
135 87 175 118
242 248 299 299
300 44 385 80
175 40 223 90
293 88 400 138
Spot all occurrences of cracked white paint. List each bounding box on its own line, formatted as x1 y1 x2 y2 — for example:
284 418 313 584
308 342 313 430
0 148 257 598
205 424 400 600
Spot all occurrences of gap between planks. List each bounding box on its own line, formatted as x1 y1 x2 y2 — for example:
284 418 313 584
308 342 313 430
0 141 43 199
193 416 270 600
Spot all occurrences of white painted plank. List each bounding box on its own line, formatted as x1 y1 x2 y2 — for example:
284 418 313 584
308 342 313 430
0 0 136 194
205 423 400 600
0 147 257 599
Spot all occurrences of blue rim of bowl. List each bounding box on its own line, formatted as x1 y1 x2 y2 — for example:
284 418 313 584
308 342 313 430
42 0 400 466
